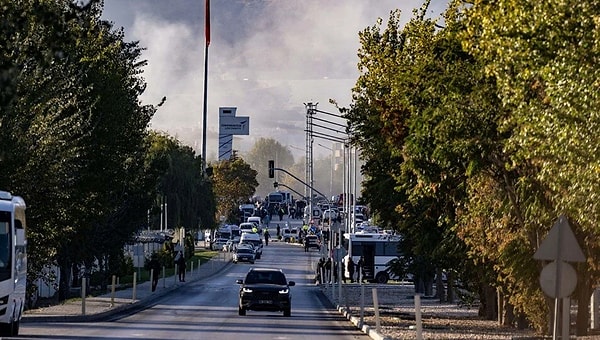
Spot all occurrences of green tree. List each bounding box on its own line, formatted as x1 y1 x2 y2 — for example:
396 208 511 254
0 0 159 302
147 132 215 234
462 0 600 334
344 1 532 323
211 155 258 223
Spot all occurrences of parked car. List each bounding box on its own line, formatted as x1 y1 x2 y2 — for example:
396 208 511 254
233 246 255 264
237 268 295 317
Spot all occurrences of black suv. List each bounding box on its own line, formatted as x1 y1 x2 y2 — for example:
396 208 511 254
236 268 295 317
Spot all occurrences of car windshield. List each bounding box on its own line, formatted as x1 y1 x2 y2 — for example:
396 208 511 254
245 271 287 285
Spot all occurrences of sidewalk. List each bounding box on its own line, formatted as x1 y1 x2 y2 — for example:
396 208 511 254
23 251 233 323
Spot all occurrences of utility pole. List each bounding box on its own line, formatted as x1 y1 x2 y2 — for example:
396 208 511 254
304 102 317 220
201 0 211 174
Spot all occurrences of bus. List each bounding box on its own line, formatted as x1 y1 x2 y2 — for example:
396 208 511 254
343 232 401 284
0 191 26 336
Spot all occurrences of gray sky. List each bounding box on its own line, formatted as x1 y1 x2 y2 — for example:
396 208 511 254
101 0 447 161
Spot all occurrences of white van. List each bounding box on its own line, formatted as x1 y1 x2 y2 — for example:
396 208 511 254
246 216 263 233
247 216 262 226
239 232 263 258
240 222 256 234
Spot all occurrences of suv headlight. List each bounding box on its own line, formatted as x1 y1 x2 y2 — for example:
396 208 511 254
278 288 289 294
242 287 253 293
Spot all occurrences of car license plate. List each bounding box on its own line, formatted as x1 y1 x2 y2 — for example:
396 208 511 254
259 300 271 304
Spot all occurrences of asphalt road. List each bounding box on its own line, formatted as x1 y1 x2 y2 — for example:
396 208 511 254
18 221 369 340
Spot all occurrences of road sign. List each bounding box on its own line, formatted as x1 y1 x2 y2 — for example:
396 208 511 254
533 214 585 262
333 247 347 262
540 261 577 298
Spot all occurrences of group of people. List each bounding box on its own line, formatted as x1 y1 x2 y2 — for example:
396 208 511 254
315 256 366 284
344 256 365 283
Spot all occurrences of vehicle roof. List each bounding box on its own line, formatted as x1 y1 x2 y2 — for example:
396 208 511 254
247 267 284 273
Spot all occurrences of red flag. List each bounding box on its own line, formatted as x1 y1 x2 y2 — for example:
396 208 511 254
205 0 210 46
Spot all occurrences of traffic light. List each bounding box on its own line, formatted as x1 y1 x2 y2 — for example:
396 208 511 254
268 160 274 178
273 181 278 188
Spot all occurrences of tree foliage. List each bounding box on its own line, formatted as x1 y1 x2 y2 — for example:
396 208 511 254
211 155 258 223
147 132 215 232
344 0 600 334
458 0 600 334
0 0 215 304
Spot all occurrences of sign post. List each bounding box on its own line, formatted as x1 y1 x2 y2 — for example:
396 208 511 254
533 214 585 340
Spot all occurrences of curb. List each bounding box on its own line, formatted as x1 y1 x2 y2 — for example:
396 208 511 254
337 305 390 340
317 288 390 340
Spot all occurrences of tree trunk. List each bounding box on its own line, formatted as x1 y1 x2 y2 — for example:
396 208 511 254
503 300 515 326
57 259 72 301
576 278 592 336
479 282 497 320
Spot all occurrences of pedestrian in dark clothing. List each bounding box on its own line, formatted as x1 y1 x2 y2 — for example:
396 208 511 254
357 256 365 283
276 224 281 237
278 208 284 221
264 229 270 246
333 261 338 283
325 258 332 283
316 257 325 283
175 251 186 282
347 257 355 283
304 237 309 252
148 254 161 292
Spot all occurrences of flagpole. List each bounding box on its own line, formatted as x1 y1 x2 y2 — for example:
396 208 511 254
202 0 210 174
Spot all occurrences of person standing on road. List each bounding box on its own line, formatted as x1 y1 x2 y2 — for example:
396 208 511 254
357 256 365 283
175 250 186 282
276 224 280 238
347 256 355 283
148 253 161 292
325 258 332 283
316 257 325 284
264 229 270 246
